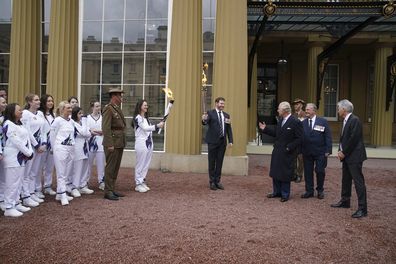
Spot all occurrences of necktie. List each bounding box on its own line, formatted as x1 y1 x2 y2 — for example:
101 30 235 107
309 119 313 130
341 119 347 135
281 118 286 127
218 111 224 137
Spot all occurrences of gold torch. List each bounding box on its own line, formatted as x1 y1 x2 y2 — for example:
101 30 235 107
158 87 174 134
201 62 209 114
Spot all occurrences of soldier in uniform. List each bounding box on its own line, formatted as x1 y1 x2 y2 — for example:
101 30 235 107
102 88 126 201
291 98 306 183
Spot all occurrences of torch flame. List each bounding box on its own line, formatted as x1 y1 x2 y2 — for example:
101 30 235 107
162 87 174 100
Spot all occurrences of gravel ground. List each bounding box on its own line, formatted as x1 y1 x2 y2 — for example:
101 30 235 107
0 155 395 263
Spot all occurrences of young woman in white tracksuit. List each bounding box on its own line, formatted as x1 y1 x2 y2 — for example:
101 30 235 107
71 106 92 197
87 101 105 190
50 101 75 206
21 94 47 207
0 97 7 212
3 103 34 217
132 100 164 193
38 94 56 196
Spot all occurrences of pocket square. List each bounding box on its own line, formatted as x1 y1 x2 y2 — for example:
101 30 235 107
287 127 291 130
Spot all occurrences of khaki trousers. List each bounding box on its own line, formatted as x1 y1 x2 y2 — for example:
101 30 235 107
104 148 124 195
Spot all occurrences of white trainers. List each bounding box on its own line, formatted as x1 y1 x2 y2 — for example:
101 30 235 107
31 193 44 203
16 204 31 213
56 194 74 201
44 188 56 195
0 202 6 212
142 183 150 191
61 197 69 206
23 197 39 207
79 186 94 194
35 191 45 199
66 185 72 193
135 184 148 193
98 182 105 190
4 208 23 217
71 189 81 198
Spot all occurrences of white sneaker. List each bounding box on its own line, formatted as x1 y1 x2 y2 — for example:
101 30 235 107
66 185 72 193
135 184 148 193
56 194 74 201
71 189 81 198
61 197 69 206
142 183 150 191
31 194 44 203
0 202 6 212
98 182 105 190
4 208 23 217
79 186 94 194
23 198 39 207
16 204 31 213
35 191 45 199
44 188 56 195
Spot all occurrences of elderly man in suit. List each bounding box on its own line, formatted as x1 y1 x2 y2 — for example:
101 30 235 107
202 97 233 190
331 99 367 218
259 101 302 202
102 88 126 201
301 103 332 199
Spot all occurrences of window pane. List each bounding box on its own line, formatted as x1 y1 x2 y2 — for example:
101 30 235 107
0 23 11 53
0 0 12 22
123 53 144 84
324 65 338 118
80 85 101 113
40 85 46 96
103 21 123 51
146 20 167 51
43 0 51 22
41 54 48 84
0 85 8 97
102 53 122 84
122 85 143 117
83 0 103 20
125 117 135 149
145 53 166 84
203 19 215 51
151 118 164 151
145 85 165 117
42 23 50 52
147 0 168 19
125 0 146 19
0 54 9 83
104 0 124 20
83 21 102 52
203 0 216 18
82 53 101 84
124 20 145 51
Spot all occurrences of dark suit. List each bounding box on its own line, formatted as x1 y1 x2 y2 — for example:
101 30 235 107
302 116 332 194
339 114 367 210
203 109 233 185
260 115 303 198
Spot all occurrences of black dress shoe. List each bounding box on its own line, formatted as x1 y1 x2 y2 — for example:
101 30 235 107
267 193 281 198
104 193 119 200
215 183 224 190
113 191 125 197
280 197 289 202
210 183 217 190
330 200 350 208
301 192 314 199
317 192 324 199
352 209 367 218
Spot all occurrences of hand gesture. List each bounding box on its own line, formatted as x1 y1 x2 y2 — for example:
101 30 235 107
157 121 165 129
259 122 266 130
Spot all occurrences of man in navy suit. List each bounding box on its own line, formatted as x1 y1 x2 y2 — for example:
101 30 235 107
202 97 233 190
259 101 302 202
331 99 368 218
301 103 332 199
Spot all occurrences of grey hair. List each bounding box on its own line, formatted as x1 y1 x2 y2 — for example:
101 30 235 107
279 101 291 113
306 103 317 111
337 99 353 113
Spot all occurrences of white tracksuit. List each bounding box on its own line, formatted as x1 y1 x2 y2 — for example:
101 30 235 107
87 114 105 184
50 117 75 196
2 120 33 209
134 115 157 186
40 113 55 190
0 115 5 203
21 110 47 199
72 117 91 189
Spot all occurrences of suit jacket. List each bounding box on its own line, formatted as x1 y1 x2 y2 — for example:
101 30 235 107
261 115 303 182
302 116 332 156
102 103 126 148
203 109 233 145
339 114 367 163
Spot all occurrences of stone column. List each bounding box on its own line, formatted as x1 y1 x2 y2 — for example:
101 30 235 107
8 0 40 104
371 44 394 146
307 44 324 115
248 54 257 142
165 0 202 155
213 0 248 156
46 0 79 105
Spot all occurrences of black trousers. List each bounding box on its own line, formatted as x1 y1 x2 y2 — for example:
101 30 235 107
207 139 226 184
303 154 327 194
341 161 367 210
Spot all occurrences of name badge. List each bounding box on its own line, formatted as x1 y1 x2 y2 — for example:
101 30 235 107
314 125 325 132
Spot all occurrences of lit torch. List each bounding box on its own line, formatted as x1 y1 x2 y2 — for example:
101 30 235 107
158 87 174 134
201 62 209 114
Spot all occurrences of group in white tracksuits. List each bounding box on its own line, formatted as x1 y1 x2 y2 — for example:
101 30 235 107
3 104 34 217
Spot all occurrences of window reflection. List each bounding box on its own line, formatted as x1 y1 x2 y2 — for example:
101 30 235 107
147 0 168 19
41 23 50 52
82 53 101 84
103 21 123 51
203 0 216 18
123 53 144 84
83 21 102 52
104 0 124 20
41 54 48 84
0 0 12 22
124 20 145 51
0 24 11 53
122 85 143 117
145 85 165 117
83 0 103 21
125 0 146 19
43 0 51 22
146 21 168 51
102 53 122 84
145 53 166 84
80 85 101 113
0 54 9 83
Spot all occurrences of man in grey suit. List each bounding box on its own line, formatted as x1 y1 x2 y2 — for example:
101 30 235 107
331 99 368 218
